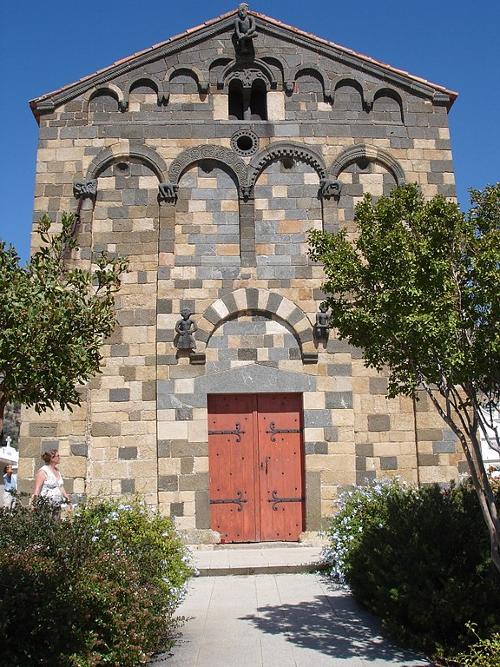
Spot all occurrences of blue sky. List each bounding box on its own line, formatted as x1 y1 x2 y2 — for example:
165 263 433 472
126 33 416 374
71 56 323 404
0 0 498 262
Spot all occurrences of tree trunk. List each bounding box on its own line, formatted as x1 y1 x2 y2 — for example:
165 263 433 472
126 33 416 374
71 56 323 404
0 392 7 441
423 385 500 573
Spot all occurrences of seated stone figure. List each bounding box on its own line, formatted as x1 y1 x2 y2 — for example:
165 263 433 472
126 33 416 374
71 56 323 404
234 3 257 53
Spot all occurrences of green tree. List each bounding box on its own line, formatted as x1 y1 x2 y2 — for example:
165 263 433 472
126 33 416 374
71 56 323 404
309 183 500 571
0 213 127 436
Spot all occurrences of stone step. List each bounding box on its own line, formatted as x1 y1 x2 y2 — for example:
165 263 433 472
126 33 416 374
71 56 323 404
192 545 325 576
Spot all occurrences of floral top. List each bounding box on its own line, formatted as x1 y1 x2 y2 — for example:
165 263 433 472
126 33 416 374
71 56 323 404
40 465 64 503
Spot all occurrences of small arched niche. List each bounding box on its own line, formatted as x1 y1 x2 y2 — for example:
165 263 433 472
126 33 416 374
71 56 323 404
333 80 364 118
129 79 160 112
89 89 119 113
372 89 404 123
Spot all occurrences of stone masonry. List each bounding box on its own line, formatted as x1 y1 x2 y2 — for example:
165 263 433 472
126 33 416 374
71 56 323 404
20 7 464 539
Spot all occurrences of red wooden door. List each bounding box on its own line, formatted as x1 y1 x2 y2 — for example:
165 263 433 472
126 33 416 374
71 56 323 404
257 394 304 541
207 394 258 542
208 393 304 543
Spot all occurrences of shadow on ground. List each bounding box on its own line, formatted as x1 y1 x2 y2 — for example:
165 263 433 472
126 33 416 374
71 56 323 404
239 580 429 665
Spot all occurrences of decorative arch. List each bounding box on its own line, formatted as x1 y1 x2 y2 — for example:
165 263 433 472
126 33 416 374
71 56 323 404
86 141 168 181
332 77 365 110
329 144 405 185
125 74 167 106
195 288 317 362
260 55 286 86
209 57 232 86
248 142 327 189
220 59 277 90
294 63 333 101
372 87 404 122
168 145 248 193
160 66 209 104
86 83 126 112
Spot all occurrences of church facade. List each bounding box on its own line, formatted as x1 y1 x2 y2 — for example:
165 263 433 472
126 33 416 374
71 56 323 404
21 6 464 542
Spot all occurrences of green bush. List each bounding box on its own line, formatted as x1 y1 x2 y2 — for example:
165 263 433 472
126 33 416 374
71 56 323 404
324 478 500 657
0 498 193 666
446 624 500 667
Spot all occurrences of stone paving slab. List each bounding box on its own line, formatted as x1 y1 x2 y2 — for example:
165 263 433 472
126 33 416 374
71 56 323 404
194 545 324 575
150 573 432 667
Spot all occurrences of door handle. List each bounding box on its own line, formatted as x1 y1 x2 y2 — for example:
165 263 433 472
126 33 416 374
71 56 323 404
260 457 270 475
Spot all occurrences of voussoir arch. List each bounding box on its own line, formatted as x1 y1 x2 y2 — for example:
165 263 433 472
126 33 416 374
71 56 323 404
168 145 248 192
86 141 168 181
195 288 316 361
248 142 327 189
329 144 405 185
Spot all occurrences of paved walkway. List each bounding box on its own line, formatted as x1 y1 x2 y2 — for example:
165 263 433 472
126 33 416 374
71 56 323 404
151 573 431 667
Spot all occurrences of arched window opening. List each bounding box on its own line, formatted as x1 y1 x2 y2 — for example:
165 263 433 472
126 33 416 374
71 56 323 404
250 79 267 120
228 80 244 120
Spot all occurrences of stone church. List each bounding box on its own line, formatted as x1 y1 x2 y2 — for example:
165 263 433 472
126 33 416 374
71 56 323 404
21 5 463 542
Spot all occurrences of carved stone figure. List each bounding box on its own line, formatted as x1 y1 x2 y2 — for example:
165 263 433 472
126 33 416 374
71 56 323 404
314 302 330 341
319 178 342 200
234 3 257 54
158 181 179 201
175 308 198 350
73 179 97 199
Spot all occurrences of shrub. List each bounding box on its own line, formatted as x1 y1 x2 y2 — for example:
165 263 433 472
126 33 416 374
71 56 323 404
324 478 500 657
0 498 193 666
446 624 500 667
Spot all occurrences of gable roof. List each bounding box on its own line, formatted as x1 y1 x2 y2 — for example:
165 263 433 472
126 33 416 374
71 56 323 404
29 8 458 121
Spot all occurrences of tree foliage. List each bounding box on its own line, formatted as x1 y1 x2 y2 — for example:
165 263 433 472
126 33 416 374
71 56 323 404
0 213 127 431
309 183 500 571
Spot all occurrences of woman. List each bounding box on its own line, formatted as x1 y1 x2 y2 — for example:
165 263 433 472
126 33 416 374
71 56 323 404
3 464 17 508
32 449 71 512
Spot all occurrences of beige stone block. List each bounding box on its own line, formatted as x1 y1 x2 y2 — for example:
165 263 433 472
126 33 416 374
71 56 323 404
304 427 325 441
92 461 128 478
18 458 35 480
111 479 122 493
193 457 209 474
267 91 285 120
127 460 156 477
175 516 196 530
304 392 323 409
213 94 228 120
88 480 112 495
158 421 188 440
62 457 87 478
217 244 239 256
323 470 356 486
73 478 85 494
221 199 239 211
332 410 355 427
175 378 195 393
188 420 208 442
330 441 354 455
159 458 181 475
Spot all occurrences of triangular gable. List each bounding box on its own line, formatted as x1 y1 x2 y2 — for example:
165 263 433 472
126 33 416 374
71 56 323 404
30 8 457 120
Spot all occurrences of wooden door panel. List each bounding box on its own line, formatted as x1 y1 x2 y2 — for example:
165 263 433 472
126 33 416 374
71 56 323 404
208 394 257 543
257 394 304 541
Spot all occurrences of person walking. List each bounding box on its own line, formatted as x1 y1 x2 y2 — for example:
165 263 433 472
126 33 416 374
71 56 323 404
32 449 71 516
2 464 17 508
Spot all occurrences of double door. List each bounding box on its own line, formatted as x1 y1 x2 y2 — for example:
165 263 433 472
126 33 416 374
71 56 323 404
208 393 304 542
